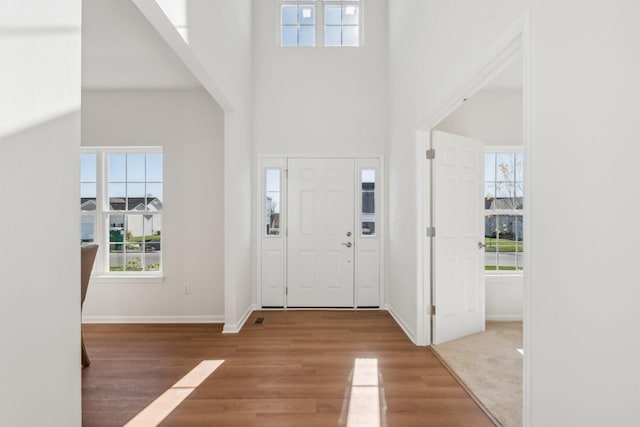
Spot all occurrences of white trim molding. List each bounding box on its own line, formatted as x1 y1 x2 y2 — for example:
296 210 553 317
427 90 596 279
222 304 255 333
386 304 417 345
82 315 225 324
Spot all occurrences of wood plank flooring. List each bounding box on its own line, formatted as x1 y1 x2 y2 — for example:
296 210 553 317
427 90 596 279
82 310 494 426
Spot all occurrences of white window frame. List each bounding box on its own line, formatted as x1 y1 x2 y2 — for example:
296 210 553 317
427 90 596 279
81 146 164 282
484 146 524 275
279 0 363 47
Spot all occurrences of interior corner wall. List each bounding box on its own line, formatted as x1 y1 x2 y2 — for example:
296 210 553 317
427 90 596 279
389 1 640 425
0 1 82 425
81 89 225 320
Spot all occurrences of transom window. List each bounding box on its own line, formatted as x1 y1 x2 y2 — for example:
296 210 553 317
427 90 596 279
280 0 361 47
484 150 523 272
81 148 163 276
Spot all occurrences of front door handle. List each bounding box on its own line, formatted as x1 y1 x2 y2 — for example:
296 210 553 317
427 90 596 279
342 242 352 248
478 241 486 249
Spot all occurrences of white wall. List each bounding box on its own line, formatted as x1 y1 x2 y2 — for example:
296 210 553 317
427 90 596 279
135 0 255 329
81 89 225 321
389 1 640 425
183 0 255 329
437 88 524 320
0 1 82 425
437 89 523 147
252 0 388 156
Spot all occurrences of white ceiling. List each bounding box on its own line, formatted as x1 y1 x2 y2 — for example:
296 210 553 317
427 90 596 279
82 0 200 89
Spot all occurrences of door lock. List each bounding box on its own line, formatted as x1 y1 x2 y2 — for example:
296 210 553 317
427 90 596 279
346 231 352 237
342 242 353 248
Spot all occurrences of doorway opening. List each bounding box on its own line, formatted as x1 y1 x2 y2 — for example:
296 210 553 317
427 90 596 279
415 16 532 426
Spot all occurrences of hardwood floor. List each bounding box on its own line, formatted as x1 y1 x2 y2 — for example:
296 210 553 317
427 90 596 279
82 310 495 426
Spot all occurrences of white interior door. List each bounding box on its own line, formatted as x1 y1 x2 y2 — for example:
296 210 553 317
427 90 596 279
432 131 485 344
287 158 355 307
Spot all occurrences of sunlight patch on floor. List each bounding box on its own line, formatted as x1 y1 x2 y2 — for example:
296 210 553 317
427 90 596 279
124 360 224 427
347 358 381 427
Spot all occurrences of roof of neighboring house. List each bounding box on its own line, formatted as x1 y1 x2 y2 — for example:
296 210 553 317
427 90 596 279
81 197 162 211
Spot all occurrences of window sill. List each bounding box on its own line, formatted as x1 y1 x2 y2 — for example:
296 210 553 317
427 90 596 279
90 274 165 285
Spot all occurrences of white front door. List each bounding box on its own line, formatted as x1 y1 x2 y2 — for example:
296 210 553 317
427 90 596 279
287 158 355 307
432 131 485 344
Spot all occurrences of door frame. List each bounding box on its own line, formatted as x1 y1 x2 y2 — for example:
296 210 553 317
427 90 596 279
414 12 533 423
256 154 385 310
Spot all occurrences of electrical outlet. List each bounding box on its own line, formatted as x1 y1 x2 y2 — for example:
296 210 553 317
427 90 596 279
183 282 191 295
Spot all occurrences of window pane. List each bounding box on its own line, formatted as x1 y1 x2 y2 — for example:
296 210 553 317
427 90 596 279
496 153 515 181
127 183 145 199
81 183 96 199
484 182 495 209
127 153 145 182
325 25 341 46
80 154 96 182
496 182 515 209
146 153 163 182
109 244 125 271
484 153 496 181
514 153 523 181
361 169 375 236
342 5 358 25
146 183 163 207
108 154 126 182
81 215 95 243
342 25 359 46
299 25 315 46
325 5 341 25
281 26 298 46
265 169 281 236
299 5 314 25
109 183 126 210
282 5 298 25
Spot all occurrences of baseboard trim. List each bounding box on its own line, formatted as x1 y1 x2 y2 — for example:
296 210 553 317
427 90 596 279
486 315 523 321
222 304 255 334
430 346 502 427
82 315 225 324
386 304 417 345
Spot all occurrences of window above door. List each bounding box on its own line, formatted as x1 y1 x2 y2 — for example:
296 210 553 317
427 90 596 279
280 0 362 47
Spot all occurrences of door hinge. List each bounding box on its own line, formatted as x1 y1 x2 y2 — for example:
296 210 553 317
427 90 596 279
428 304 436 315
285 169 288 177
426 148 435 160
285 287 288 295
426 226 436 237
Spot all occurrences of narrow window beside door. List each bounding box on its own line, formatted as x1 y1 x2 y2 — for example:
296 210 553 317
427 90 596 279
265 169 281 236
361 169 375 236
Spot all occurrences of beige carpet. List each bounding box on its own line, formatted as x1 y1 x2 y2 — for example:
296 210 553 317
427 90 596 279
432 321 523 427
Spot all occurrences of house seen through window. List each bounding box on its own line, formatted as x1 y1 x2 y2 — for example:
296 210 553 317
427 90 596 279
81 148 163 274
484 151 523 271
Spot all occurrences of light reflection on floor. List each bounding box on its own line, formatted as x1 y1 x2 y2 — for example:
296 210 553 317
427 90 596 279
124 360 224 427
346 358 384 427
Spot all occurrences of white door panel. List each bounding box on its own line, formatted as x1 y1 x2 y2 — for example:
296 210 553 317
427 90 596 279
433 131 485 344
287 158 355 307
